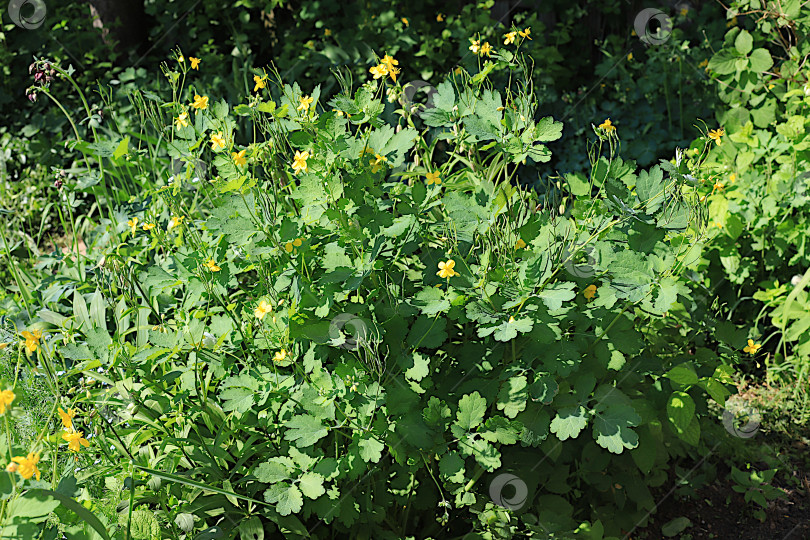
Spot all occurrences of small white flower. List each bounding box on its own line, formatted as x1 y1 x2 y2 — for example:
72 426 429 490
791 274 803 287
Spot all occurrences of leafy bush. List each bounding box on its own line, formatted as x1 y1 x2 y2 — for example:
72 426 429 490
0 38 747 538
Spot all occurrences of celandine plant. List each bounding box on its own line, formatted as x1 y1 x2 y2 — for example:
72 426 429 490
2 37 741 539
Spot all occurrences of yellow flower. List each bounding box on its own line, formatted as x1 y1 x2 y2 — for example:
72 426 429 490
599 118 616 133
436 13 444 22
401 17 409 26
57 407 75 430
469 39 481 54
324 28 332 36
191 95 209 110
0 343 6 350
713 181 725 192
142 223 155 231
479 42 493 57
205 259 221 272
583 284 597 301
293 238 302 247
699 59 709 68
10 452 40 480
371 153 388 173
680 7 688 16
426 171 441 185
232 149 247 167
211 132 227 151
627 52 633 61
292 150 310 175
189 57 201 70
708 128 724 145
21 329 42 355
62 431 90 452
255 300 272 320
0 390 15 415
298 95 314 111
285 242 294 253
380 55 400 82
168 216 184 230
127 217 139 235
253 75 267 92
518 27 532 39
515 238 527 250
503 31 517 45
730 173 736 183
174 111 189 129
178 55 185 64
274 349 287 363
743 339 762 354
437 259 460 279
381 54 399 70
369 64 388 79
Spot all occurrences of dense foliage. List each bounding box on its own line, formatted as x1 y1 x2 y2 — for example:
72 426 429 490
0 0 808 538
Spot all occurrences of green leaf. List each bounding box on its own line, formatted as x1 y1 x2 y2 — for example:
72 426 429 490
264 483 303 515
284 414 329 447
667 391 695 433
439 451 466 483
550 406 588 441
665 365 699 386
534 116 563 142
358 437 385 463
254 460 292 484
539 282 576 310
592 403 641 454
238 516 264 540
635 166 665 214
496 376 528 418
748 48 773 72
113 136 130 160
455 391 487 431
708 49 737 75
24 489 110 539
407 316 447 349
298 472 326 499
735 30 753 55
528 374 558 404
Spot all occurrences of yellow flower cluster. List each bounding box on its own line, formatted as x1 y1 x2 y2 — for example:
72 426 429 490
369 54 400 83
503 27 531 45
285 238 303 253
58 407 89 452
21 329 42 355
469 39 493 57
599 118 616 133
